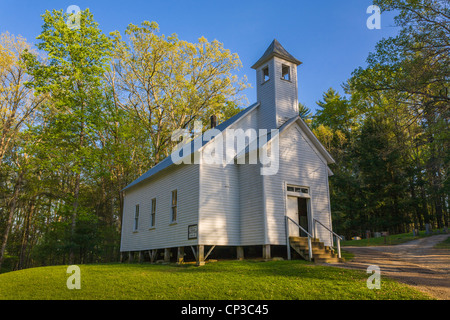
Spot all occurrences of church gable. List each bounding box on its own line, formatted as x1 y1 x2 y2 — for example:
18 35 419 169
279 121 329 172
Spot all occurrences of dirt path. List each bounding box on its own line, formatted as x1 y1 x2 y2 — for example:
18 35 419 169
334 234 450 300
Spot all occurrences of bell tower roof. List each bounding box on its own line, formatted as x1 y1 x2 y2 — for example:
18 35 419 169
251 39 302 69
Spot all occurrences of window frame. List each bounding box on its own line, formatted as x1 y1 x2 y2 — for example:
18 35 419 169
281 64 291 81
133 204 140 232
287 185 309 196
262 65 270 83
150 198 156 228
171 190 178 223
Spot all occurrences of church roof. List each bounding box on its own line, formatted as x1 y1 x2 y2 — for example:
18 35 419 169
122 102 260 191
251 39 302 69
235 115 335 166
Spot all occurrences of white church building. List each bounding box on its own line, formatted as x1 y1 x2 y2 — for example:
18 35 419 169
119 40 343 264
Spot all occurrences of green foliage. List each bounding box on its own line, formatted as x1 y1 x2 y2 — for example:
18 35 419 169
0 8 249 272
313 88 359 133
298 103 312 120
312 0 449 238
107 20 249 163
353 0 449 116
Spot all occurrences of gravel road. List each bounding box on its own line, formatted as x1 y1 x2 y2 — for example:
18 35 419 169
333 234 450 300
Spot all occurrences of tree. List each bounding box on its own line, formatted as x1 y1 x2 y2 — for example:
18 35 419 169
0 32 44 164
298 103 312 120
347 0 449 231
23 8 113 263
0 32 44 272
106 21 248 165
352 0 449 118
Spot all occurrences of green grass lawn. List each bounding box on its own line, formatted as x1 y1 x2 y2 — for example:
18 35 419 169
0 260 431 300
434 236 450 249
340 230 434 247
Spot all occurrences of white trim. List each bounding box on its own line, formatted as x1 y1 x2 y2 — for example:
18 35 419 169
295 118 335 164
150 197 157 229
286 184 311 198
197 162 202 244
232 116 334 167
170 189 178 224
327 166 334 177
133 203 140 232
261 170 269 245
284 182 313 238
325 164 334 247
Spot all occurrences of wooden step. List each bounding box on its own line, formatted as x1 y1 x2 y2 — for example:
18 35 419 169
289 236 321 243
311 252 337 259
290 240 325 250
314 257 345 264
290 245 332 255
289 236 344 263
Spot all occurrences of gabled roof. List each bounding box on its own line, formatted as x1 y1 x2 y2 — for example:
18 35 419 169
283 116 335 165
235 115 335 165
122 102 260 192
251 39 302 69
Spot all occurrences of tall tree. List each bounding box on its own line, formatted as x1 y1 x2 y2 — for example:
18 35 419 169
348 0 449 231
0 32 44 164
23 8 112 263
0 32 43 272
106 21 248 165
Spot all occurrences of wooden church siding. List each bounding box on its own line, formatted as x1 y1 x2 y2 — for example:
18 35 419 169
198 162 241 246
120 163 200 252
239 163 265 246
255 59 278 130
263 123 334 247
273 57 299 127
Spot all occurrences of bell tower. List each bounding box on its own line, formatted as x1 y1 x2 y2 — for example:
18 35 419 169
251 39 302 129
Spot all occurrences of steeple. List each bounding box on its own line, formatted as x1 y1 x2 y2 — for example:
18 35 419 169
252 40 301 129
251 39 302 70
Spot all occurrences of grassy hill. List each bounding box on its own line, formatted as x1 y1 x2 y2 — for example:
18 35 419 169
0 260 431 300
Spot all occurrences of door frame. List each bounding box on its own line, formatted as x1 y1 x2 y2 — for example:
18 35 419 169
284 182 313 237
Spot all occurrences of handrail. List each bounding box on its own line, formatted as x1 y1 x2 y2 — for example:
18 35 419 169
285 216 313 261
313 219 342 240
287 216 312 237
313 218 342 259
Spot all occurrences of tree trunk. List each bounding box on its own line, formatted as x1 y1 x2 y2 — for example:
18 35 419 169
69 97 85 264
17 199 35 270
0 171 23 272
69 171 81 264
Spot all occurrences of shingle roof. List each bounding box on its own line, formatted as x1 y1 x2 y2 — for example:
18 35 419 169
251 39 302 69
122 102 260 191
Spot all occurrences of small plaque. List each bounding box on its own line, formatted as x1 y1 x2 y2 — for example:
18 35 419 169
188 224 198 240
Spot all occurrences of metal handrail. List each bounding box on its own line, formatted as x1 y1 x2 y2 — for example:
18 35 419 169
285 216 313 261
313 218 342 259
287 216 312 237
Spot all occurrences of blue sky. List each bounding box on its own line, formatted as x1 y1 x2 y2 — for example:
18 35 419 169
0 0 399 112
